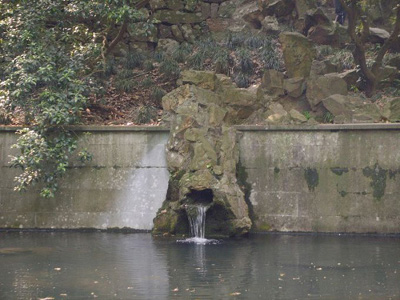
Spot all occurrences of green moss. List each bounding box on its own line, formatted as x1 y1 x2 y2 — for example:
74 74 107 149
257 222 271 232
304 168 319 191
330 167 349 176
362 164 387 201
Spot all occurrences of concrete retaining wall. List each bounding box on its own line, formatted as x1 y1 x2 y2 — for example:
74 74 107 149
238 124 400 233
1 124 400 233
0 127 169 230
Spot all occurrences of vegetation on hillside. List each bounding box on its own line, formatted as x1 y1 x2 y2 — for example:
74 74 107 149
0 0 399 197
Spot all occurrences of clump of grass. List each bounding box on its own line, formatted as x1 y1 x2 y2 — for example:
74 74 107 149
188 38 218 70
134 105 158 124
316 45 335 59
150 86 166 103
323 111 334 123
257 39 282 71
114 79 138 93
114 68 138 92
103 57 118 77
234 72 250 88
235 48 253 75
116 69 135 80
227 32 247 50
141 77 155 88
172 42 193 63
188 50 207 70
213 48 231 75
302 111 312 120
329 49 354 70
160 58 180 79
143 60 154 71
244 35 268 49
153 51 166 63
124 50 145 69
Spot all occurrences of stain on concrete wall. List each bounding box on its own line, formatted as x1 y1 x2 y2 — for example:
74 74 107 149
238 125 400 234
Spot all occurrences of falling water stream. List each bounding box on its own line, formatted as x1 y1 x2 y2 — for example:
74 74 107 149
178 205 218 244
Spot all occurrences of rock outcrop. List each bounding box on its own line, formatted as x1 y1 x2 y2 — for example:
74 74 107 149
279 31 316 78
153 71 254 237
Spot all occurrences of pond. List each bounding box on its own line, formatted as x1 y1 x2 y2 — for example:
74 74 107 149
0 232 399 299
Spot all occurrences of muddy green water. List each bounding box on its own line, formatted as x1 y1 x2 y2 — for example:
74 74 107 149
0 232 399 299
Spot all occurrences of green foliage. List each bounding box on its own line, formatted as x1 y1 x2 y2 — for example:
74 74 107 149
302 111 312 120
0 0 143 197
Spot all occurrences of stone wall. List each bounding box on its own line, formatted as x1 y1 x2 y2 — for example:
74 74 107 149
1 124 400 233
0 126 169 230
238 124 400 233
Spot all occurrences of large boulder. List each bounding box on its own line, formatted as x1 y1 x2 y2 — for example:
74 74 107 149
310 59 340 76
289 108 308 123
306 73 348 110
337 69 360 89
156 39 179 55
284 77 306 98
180 70 217 91
323 94 382 123
369 27 390 44
261 16 280 34
279 31 316 78
260 69 285 96
383 97 400 122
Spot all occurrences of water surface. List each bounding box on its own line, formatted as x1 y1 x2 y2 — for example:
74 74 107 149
0 232 399 299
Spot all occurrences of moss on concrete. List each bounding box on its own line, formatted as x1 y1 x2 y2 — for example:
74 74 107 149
330 167 349 176
257 222 272 232
304 167 319 191
362 164 387 201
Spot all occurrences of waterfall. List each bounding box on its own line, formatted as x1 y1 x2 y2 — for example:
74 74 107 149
187 205 209 239
177 204 218 244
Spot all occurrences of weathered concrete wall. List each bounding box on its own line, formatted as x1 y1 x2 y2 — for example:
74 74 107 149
238 124 400 233
2 124 400 233
0 127 169 230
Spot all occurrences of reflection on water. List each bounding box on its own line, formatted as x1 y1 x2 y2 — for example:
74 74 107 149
0 232 399 299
